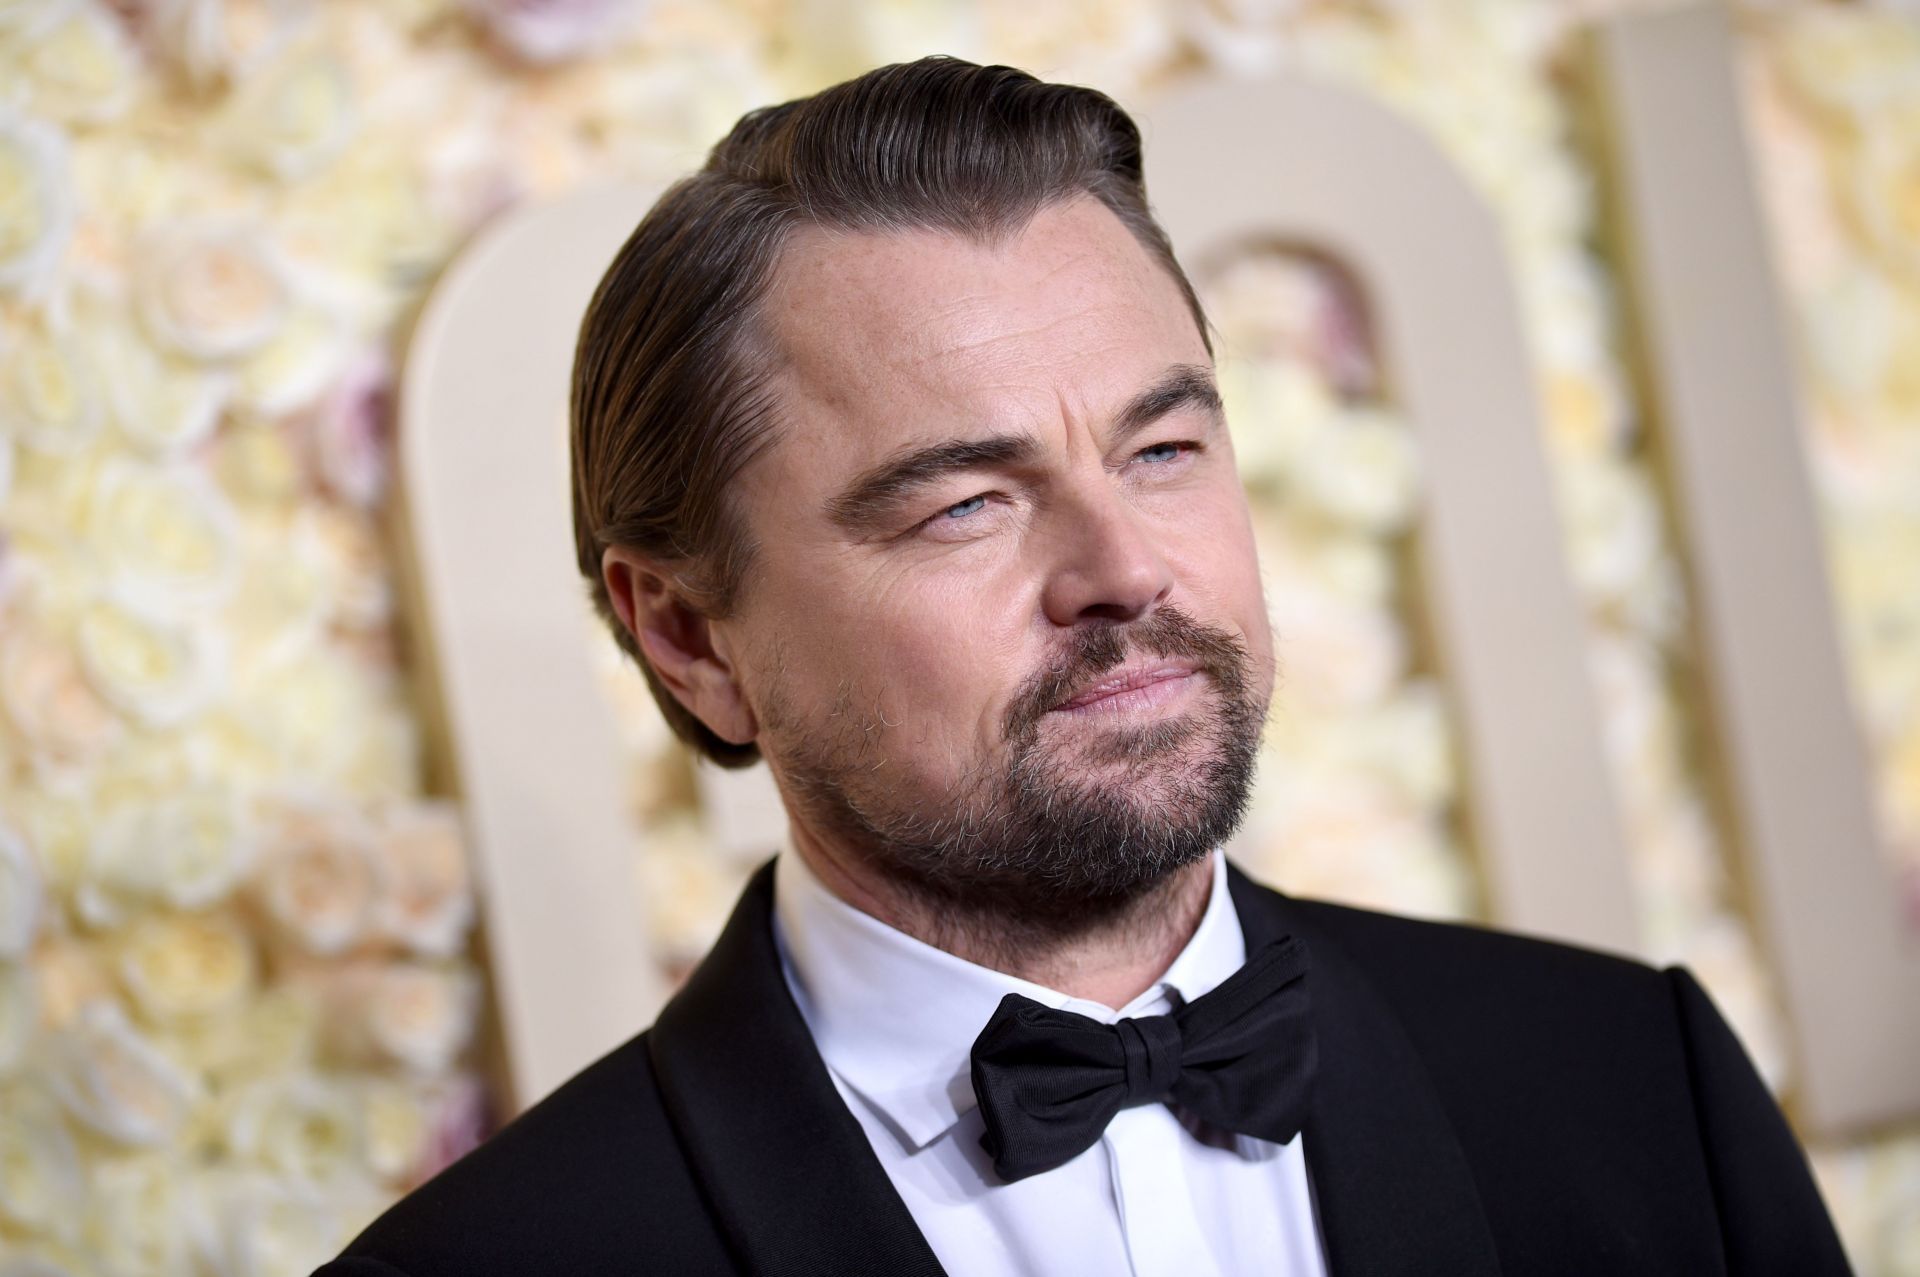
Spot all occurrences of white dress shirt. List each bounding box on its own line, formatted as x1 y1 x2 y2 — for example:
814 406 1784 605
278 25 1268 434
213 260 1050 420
771 847 1330 1277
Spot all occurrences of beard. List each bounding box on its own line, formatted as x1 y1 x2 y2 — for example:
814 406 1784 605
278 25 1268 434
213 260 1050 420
763 604 1267 935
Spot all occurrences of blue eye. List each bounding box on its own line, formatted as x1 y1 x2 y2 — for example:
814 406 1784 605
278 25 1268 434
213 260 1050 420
945 495 987 519
1139 442 1183 463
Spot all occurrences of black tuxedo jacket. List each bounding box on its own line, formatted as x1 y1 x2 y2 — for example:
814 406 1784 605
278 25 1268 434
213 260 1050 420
316 859 1850 1275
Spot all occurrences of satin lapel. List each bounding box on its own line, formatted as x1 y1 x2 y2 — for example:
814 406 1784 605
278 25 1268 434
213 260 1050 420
648 860 947 1277
1227 860 1504 1277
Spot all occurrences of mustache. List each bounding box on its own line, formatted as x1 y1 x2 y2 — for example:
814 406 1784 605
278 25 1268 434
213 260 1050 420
1001 605 1252 742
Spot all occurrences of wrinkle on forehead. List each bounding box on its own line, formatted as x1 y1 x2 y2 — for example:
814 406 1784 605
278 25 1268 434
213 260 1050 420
760 197 1203 440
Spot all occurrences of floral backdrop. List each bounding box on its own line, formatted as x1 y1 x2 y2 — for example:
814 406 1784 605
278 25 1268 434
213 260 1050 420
0 0 1915 1273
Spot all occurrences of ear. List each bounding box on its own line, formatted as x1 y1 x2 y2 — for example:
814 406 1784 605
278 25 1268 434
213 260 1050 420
601 545 759 747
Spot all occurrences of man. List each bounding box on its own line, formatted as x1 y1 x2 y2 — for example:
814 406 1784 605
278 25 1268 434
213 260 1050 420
318 58 1850 1276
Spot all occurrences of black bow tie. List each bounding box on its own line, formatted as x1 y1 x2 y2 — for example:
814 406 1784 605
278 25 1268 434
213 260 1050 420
968 936 1316 1183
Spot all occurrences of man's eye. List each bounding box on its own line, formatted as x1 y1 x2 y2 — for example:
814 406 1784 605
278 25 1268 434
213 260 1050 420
1138 442 1186 464
943 495 988 519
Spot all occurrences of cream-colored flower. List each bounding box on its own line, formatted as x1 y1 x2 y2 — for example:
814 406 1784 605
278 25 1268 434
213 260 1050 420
1773 8 1920 126
78 1150 201 1277
118 910 256 1023
136 219 292 362
222 509 331 679
372 801 474 958
47 1000 198 1145
86 458 242 611
980 0 1173 90
170 982 317 1084
362 962 480 1075
3 0 138 125
88 314 231 458
224 1072 362 1186
307 503 393 630
1848 124 1920 285
83 786 254 923
1286 407 1421 533
0 318 106 455
0 818 44 958
235 301 350 416
198 1166 388 1277
142 0 309 92
1558 455 1662 605
0 620 123 777
359 1077 428 1184
0 1084 84 1237
252 795 379 955
0 960 37 1075
1217 359 1329 490
218 45 357 181
0 111 75 297
76 595 226 728
1179 0 1306 76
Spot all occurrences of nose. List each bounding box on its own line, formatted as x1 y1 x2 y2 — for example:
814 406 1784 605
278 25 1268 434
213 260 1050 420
1038 480 1176 627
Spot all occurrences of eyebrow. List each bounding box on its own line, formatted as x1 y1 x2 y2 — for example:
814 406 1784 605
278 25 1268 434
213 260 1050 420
824 363 1223 534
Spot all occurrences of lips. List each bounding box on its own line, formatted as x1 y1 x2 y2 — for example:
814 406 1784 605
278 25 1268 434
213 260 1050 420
1050 660 1202 713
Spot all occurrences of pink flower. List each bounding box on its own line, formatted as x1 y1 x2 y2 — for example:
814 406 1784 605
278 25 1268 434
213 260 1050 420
307 345 394 509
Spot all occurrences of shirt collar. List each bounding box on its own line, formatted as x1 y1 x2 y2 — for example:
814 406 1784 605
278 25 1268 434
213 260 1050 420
771 847 1248 1152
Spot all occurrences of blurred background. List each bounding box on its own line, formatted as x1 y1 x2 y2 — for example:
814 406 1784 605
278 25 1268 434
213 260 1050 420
0 0 1917 1272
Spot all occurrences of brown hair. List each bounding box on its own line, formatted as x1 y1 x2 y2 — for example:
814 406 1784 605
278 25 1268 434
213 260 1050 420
570 56 1210 767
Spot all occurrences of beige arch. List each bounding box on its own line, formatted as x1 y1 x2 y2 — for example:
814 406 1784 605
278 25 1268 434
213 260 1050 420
1587 2 1920 1138
1140 77 1643 958
395 184 673 1110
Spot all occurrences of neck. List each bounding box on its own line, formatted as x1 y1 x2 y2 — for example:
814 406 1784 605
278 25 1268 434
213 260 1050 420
787 823 1216 1010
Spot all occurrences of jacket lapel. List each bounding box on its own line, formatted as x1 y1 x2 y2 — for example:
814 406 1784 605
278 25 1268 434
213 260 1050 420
1228 860 1504 1276
647 860 948 1277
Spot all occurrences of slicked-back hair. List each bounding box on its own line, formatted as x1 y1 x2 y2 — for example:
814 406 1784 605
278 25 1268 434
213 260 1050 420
570 56 1210 767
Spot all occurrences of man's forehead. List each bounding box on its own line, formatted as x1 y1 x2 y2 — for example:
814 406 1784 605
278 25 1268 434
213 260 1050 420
761 197 1203 424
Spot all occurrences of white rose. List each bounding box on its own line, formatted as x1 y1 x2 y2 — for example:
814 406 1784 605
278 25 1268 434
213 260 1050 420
0 111 75 297
1179 0 1306 76
84 786 254 923
86 457 242 612
223 1072 362 1187
251 795 379 955
223 508 331 678
4 0 138 125
1285 406 1420 533
198 1166 388 1277
88 314 231 458
218 46 357 181
356 961 480 1075
0 818 44 957
1558 455 1662 605
135 219 292 362
76 595 226 729
359 1076 428 1184
47 1000 198 1145
78 1150 202 1277
234 300 350 416
1218 359 1328 489
307 503 393 631
0 960 37 1075
0 319 106 455
371 800 474 957
140 0 308 92
0 620 124 777
0 1084 85 1237
118 910 256 1022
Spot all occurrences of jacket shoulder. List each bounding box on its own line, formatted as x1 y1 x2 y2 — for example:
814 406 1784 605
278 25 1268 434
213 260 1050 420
317 1030 734 1276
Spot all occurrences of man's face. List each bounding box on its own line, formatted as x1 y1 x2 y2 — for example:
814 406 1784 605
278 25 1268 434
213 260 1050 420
722 195 1276 924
